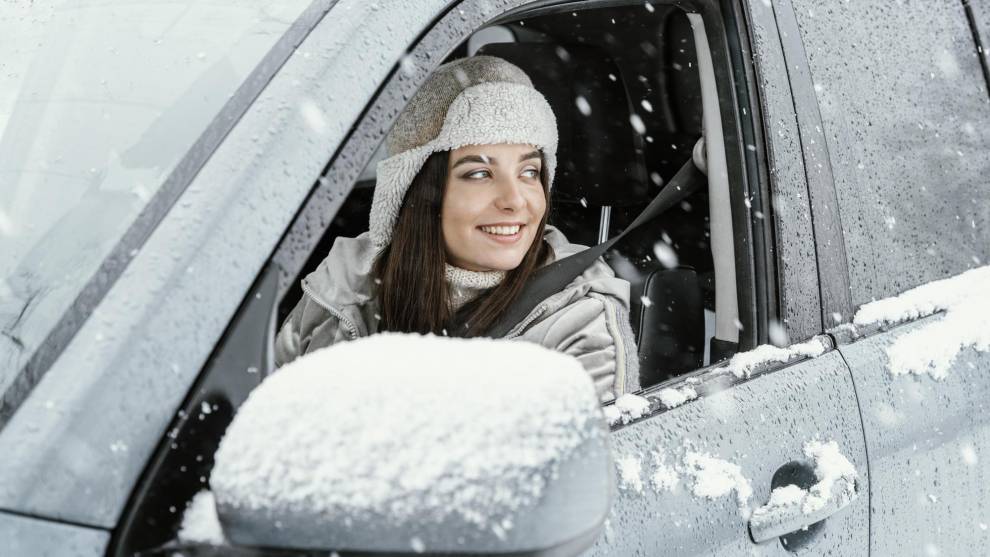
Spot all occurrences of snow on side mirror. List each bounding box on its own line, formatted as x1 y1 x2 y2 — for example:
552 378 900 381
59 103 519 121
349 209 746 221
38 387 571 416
210 333 614 555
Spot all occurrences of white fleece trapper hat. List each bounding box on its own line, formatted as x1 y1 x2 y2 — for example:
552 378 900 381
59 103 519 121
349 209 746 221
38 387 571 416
369 55 559 248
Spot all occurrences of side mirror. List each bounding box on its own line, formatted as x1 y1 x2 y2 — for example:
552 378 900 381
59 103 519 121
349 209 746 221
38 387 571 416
210 334 614 556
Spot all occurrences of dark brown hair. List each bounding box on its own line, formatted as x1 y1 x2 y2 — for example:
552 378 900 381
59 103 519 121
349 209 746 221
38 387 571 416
372 149 552 337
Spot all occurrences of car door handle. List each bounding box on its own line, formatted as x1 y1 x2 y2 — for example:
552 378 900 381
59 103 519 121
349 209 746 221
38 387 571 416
747 475 859 543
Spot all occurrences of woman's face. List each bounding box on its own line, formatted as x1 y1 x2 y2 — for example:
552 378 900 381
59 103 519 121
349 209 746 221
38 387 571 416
441 143 547 272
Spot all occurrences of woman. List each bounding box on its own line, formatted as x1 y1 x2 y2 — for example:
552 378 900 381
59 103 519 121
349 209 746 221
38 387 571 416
275 55 639 401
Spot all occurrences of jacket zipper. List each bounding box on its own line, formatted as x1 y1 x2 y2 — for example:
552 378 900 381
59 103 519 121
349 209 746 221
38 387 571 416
504 303 550 339
595 293 627 396
300 282 361 341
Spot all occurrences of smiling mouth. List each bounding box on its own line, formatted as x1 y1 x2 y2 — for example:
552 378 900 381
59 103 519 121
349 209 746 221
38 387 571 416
479 224 523 236
478 224 526 244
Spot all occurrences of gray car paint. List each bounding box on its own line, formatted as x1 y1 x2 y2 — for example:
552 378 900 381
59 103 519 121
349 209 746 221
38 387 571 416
789 0 990 308
838 314 990 554
785 2 990 552
973 2 990 50
0 511 108 556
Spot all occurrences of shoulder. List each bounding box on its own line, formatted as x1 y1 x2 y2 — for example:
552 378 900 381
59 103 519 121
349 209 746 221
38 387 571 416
302 231 380 309
528 226 636 352
541 226 630 309
288 232 381 343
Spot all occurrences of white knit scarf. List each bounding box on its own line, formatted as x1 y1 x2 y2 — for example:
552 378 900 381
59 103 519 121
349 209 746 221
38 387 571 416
445 264 505 311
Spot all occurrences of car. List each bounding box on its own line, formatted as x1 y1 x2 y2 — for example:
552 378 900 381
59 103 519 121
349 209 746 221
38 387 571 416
2 0 988 555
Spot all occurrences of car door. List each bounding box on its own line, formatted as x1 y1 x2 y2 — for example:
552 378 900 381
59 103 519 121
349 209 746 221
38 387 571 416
779 1 990 554
591 347 868 555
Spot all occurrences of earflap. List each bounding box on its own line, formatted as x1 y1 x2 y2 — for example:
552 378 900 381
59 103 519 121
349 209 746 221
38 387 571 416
370 145 434 248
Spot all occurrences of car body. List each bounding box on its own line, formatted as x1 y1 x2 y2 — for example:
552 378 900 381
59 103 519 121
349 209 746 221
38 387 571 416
1 0 988 555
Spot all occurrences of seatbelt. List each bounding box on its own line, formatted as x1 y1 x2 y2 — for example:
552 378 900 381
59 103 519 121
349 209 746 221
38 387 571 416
490 157 706 338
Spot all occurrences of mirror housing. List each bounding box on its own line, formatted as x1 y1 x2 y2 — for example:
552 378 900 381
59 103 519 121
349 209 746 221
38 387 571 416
210 334 614 556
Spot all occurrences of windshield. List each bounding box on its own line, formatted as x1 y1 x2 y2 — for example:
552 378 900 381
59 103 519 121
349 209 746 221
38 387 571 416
0 0 311 384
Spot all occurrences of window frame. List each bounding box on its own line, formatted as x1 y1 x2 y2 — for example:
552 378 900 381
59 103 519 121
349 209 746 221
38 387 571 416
721 0 777 348
735 0 824 343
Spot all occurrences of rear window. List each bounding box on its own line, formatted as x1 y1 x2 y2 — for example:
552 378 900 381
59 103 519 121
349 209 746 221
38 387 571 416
790 1 990 307
0 0 310 386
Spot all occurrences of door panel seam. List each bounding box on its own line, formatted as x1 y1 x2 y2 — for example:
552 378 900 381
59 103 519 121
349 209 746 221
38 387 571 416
834 347 872 557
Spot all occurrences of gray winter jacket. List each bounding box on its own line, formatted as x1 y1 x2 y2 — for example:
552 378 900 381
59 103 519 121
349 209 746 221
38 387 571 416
274 226 640 401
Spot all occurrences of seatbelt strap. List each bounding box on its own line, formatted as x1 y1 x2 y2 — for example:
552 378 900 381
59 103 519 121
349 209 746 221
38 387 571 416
490 157 705 338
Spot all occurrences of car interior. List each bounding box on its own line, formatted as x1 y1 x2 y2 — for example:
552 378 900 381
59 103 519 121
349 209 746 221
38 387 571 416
282 4 736 388
115 3 744 555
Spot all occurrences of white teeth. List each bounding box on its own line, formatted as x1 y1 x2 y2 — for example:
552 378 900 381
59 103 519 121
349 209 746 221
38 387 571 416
481 225 521 236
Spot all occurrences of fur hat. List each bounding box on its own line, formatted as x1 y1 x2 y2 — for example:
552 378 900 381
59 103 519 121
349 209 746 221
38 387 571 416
369 55 558 248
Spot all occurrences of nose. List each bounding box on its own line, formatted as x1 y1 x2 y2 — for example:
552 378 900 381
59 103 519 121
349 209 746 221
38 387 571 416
493 175 527 212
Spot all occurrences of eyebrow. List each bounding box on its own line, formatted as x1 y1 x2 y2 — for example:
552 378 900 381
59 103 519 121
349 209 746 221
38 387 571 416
451 150 542 169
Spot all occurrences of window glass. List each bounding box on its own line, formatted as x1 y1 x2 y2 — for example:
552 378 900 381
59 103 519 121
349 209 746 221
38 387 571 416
0 0 310 380
790 1 990 306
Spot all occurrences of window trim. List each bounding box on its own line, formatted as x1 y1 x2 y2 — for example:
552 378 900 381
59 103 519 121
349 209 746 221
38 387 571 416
721 0 778 348
769 0 854 330
608 332 837 429
962 0 990 100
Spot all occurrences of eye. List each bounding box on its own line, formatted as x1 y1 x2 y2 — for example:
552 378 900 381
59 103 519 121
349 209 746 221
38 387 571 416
521 167 540 179
464 169 491 180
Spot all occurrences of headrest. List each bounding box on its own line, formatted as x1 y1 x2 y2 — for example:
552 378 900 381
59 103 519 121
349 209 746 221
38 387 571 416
477 42 648 207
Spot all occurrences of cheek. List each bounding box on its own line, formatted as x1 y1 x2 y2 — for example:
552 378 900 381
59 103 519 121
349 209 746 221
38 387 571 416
527 188 547 220
441 187 479 232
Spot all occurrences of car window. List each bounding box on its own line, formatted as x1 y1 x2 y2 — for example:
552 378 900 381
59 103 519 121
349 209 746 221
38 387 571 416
281 2 760 391
789 1 990 308
0 0 311 387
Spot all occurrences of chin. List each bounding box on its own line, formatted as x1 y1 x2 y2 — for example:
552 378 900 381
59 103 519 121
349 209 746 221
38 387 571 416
474 253 527 272
482 259 525 272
